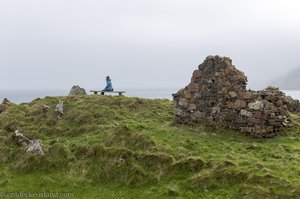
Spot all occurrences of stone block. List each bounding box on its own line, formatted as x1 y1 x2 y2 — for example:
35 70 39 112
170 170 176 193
189 83 199 93
240 109 253 117
178 98 188 107
192 70 203 79
248 101 264 110
211 107 221 114
228 91 237 98
183 89 192 99
228 100 246 109
239 92 258 100
189 104 197 110
264 102 279 113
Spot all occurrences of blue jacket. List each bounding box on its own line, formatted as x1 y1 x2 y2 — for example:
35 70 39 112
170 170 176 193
103 79 113 91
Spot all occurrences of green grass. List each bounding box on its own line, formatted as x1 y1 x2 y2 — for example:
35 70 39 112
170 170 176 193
0 95 300 199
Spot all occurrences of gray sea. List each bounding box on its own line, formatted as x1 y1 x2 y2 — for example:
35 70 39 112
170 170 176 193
1 88 300 104
0 88 179 104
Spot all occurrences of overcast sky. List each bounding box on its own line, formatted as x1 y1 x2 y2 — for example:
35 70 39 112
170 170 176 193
0 0 300 90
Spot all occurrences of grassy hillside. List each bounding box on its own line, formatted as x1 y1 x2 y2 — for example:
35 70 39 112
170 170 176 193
0 95 300 199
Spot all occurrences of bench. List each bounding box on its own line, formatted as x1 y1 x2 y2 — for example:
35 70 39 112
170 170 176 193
90 90 126 96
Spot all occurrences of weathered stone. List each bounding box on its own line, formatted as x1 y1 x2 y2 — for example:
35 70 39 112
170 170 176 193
68 85 87 96
247 118 263 125
13 130 31 146
241 127 252 133
193 111 205 119
42 105 50 116
264 102 278 113
211 107 221 114
240 109 253 118
183 89 192 99
13 130 44 155
189 83 199 93
228 91 237 98
248 101 264 110
228 100 246 109
55 100 64 115
235 117 246 124
253 125 266 135
192 70 203 79
208 100 217 107
174 108 183 116
239 92 258 100
189 104 197 110
27 139 44 155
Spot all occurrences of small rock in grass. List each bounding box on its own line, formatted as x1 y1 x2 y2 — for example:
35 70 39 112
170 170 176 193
55 100 64 115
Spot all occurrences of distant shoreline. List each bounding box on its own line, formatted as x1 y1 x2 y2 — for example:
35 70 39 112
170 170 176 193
0 88 179 104
1 88 300 104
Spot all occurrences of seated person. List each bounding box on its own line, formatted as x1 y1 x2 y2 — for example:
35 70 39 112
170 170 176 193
102 76 113 91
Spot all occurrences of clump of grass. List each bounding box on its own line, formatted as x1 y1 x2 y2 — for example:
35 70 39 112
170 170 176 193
69 143 174 186
105 129 157 152
238 185 274 199
171 157 206 174
12 153 48 172
47 142 72 169
162 184 180 196
134 152 174 175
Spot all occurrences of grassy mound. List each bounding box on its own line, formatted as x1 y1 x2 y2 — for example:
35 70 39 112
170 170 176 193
0 95 300 198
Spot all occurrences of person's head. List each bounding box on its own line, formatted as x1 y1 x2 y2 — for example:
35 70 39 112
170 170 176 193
106 76 110 81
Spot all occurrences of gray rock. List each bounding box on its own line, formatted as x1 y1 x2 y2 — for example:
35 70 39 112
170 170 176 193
13 130 44 155
68 85 87 96
13 130 31 146
228 91 237 98
42 104 50 115
248 101 264 110
240 109 252 117
211 107 220 114
188 104 197 110
27 139 44 155
55 100 64 115
178 98 188 107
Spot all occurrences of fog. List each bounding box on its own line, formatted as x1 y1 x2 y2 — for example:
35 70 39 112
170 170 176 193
1 0 300 90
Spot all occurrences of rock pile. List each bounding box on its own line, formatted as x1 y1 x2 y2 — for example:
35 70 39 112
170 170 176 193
173 56 300 138
13 130 44 155
68 85 87 96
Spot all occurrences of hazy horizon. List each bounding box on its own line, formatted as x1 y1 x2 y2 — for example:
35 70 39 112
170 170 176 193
1 0 300 90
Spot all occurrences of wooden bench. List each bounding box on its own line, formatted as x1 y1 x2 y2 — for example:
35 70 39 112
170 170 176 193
90 90 126 96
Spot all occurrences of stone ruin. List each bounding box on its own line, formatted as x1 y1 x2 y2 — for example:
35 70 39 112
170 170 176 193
173 55 300 138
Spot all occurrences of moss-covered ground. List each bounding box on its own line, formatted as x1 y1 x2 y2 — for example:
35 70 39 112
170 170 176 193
0 95 300 198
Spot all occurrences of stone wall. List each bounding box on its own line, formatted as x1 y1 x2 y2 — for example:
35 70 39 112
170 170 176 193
173 56 300 138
